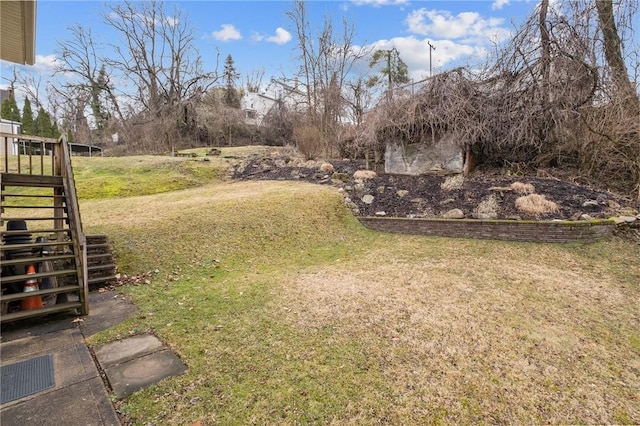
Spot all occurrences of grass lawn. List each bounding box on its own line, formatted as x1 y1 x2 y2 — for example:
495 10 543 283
75 148 639 425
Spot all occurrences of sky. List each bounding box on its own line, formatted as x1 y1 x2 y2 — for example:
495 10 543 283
0 0 545 103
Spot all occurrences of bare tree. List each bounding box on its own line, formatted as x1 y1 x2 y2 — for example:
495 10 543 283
244 68 265 93
54 25 124 126
595 0 638 103
362 0 639 196
287 0 369 157
104 0 217 117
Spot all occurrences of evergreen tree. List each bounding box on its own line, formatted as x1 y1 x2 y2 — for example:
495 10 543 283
1 96 21 122
223 54 241 108
22 97 34 135
91 65 109 130
367 47 410 91
35 107 53 137
52 121 61 139
67 128 75 143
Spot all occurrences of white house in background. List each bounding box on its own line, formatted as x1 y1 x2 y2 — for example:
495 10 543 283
241 78 307 126
0 119 22 156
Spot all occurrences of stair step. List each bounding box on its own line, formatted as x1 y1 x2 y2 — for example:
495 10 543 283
88 263 116 272
0 240 74 252
1 285 82 303
88 275 117 286
1 217 68 222
3 205 67 209
86 242 110 250
1 193 65 199
0 254 76 267
87 253 112 260
1 228 71 236
86 233 109 240
0 302 83 323
1 269 79 285
1 173 63 187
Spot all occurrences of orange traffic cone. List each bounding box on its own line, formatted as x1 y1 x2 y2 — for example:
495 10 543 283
21 265 43 310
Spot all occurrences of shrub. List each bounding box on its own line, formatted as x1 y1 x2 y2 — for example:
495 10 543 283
474 194 499 219
353 170 377 181
441 174 464 191
515 194 559 215
292 124 324 160
510 181 536 194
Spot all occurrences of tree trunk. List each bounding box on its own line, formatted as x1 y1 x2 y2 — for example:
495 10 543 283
595 0 638 103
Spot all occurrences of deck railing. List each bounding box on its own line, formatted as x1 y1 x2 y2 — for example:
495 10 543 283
1 132 60 176
1 131 89 318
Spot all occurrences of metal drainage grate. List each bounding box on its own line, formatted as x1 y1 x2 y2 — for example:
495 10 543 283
1 354 55 404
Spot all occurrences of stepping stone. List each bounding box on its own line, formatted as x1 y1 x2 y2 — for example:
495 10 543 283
105 349 187 398
93 334 187 398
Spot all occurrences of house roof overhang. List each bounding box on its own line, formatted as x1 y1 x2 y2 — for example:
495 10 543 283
1 1 37 65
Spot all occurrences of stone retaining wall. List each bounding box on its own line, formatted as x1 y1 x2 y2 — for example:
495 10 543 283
358 217 615 243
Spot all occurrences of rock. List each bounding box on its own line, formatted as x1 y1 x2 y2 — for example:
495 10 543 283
442 208 465 219
607 200 621 209
377 186 386 194
580 214 594 221
362 194 375 204
333 172 350 182
397 190 409 198
375 211 387 216
611 216 627 225
622 216 637 223
410 198 423 204
582 200 600 209
344 185 353 192
506 215 522 220
439 198 455 205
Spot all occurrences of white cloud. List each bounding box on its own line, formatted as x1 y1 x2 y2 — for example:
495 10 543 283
266 28 292 45
405 8 511 43
492 0 510 10
32 54 60 75
352 0 409 6
165 16 179 27
361 36 489 80
211 24 242 41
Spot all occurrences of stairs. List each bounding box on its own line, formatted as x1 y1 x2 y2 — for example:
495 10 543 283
86 234 117 289
1 136 89 323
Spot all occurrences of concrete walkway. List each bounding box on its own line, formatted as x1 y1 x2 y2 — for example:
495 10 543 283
1 290 184 425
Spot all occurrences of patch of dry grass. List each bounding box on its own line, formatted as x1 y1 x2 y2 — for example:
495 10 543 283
515 193 559 215
275 239 640 424
441 174 465 191
510 181 536 194
354 170 377 181
474 193 499 218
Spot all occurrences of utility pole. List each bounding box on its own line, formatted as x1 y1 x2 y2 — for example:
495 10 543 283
427 40 436 77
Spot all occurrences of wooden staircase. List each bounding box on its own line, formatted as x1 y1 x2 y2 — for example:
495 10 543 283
86 234 117 289
1 133 89 323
